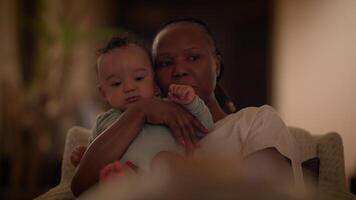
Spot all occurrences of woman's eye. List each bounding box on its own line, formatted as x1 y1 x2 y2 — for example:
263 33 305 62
157 60 172 68
111 82 121 87
188 55 200 61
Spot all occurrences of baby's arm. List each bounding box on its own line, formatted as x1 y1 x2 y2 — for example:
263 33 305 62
168 84 214 134
70 145 87 167
168 84 196 105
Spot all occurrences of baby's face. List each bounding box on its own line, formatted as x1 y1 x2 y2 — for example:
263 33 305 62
98 44 155 110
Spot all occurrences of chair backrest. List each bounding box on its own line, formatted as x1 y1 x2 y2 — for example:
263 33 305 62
288 127 347 192
60 126 91 183
316 132 346 191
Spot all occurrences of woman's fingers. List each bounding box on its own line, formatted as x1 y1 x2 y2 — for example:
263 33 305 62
180 114 200 148
169 122 185 147
189 114 209 134
177 118 195 150
168 117 195 150
175 128 186 147
172 108 205 149
173 112 201 150
188 125 200 148
139 98 207 149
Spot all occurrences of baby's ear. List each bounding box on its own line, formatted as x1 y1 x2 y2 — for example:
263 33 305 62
97 84 107 101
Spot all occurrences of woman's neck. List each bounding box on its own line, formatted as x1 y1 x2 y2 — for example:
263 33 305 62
205 96 228 122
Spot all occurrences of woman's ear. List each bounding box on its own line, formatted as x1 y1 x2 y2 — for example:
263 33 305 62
214 54 222 78
154 83 162 97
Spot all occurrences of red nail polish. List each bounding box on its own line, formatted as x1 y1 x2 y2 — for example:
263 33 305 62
116 161 123 168
125 160 139 171
125 160 134 168
203 128 209 133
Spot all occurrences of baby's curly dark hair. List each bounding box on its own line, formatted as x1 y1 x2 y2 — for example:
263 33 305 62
95 36 152 75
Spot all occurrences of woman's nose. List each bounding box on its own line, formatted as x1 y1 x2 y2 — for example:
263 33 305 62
172 61 189 79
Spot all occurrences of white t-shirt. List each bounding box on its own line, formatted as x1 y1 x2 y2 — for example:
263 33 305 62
196 105 303 189
81 105 305 199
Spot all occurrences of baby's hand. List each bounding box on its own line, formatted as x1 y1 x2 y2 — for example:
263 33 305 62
70 145 87 167
168 84 196 105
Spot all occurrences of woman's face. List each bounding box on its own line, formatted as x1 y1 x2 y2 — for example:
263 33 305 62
152 23 221 103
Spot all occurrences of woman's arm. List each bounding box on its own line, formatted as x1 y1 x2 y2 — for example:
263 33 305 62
71 98 207 196
71 105 145 196
242 148 294 186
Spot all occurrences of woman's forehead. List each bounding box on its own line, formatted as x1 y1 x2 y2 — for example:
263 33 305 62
153 23 214 55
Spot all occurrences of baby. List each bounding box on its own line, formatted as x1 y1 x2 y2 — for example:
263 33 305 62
70 36 213 180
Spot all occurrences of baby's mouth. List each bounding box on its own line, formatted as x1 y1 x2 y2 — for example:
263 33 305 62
126 96 140 103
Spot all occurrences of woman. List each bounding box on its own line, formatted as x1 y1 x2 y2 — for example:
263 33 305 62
71 18 303 197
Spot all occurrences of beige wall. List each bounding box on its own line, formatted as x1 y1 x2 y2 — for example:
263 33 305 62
272 0 356 183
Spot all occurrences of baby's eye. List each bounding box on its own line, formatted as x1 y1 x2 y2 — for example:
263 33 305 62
135 76 145 81
111 81 121 87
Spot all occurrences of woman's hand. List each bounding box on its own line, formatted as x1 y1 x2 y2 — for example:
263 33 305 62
136 98 208 150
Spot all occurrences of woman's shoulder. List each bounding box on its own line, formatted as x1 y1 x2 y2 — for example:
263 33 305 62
237 104 276 115
223 105 278 123
214 105 278 131
224 105 294 157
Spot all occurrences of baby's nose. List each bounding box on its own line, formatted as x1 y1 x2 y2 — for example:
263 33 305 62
123 81 137 92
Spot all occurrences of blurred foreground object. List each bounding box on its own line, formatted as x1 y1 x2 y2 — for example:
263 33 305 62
35 126 355 199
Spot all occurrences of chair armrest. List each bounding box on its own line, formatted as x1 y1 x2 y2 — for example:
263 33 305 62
34 126 91 200
61 126 91 183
